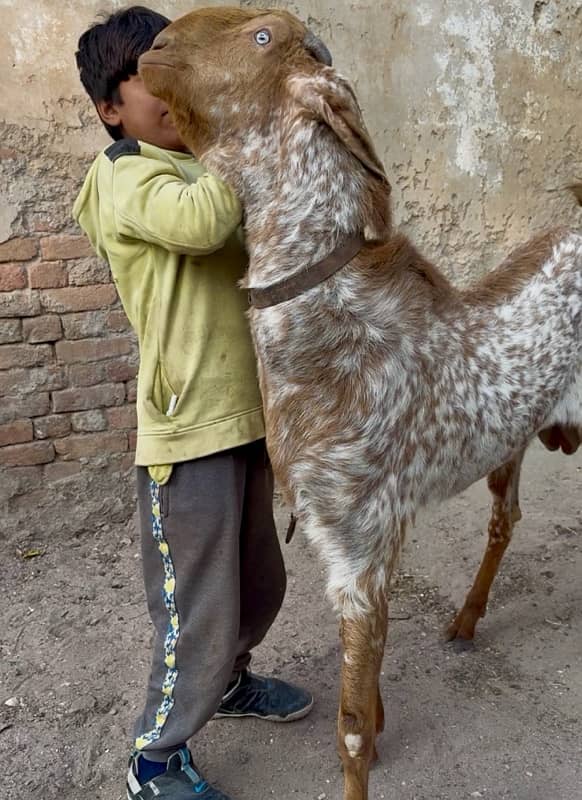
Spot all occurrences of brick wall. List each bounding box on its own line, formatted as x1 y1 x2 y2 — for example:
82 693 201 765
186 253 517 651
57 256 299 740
0 228 139 544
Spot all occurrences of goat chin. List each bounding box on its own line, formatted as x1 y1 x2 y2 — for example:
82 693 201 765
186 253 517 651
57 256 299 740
141 7 582 800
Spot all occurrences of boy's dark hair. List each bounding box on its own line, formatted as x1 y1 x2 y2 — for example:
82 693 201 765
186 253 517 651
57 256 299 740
76 6 170 140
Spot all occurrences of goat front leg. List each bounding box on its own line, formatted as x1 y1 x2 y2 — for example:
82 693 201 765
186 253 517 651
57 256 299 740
447 450 525 641
337 573 389 800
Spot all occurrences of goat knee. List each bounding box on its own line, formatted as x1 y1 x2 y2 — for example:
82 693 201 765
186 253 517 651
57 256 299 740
339 713 368 759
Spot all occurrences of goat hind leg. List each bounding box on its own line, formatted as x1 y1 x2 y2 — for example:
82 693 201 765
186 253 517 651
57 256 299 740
447 450 525 641
338 576 388 800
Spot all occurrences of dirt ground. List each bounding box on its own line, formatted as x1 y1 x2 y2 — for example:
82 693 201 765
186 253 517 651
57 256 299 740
1 441 580 800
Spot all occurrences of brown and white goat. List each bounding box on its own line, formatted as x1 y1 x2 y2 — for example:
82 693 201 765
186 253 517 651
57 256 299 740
140 8 582 799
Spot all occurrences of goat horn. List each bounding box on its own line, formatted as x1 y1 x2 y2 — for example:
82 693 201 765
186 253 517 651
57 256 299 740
567 181 582 206
304 31 333 66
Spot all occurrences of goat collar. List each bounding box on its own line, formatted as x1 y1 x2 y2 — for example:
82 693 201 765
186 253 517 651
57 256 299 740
248 235 366 309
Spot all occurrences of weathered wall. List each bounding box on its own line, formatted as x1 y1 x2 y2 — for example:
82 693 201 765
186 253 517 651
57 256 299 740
1 0 580 544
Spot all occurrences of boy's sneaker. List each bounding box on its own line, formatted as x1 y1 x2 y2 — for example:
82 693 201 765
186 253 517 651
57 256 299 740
214 669 313 722
127 747 232 799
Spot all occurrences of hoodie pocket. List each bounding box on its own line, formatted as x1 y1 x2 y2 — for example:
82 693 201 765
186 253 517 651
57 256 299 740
147 361 180 420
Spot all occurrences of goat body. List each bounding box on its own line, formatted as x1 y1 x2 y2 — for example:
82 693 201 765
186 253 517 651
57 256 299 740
140 8 582 799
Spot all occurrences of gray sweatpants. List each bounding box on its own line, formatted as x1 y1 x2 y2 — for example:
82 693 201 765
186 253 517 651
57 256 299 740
133 439 286 760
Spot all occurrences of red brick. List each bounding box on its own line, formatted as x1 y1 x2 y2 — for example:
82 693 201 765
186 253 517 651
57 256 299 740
0 365 65 395
28 261 68 289
106 310 131 332
0 393 50 424
43 461 83 482
22 315 62 343
52 383 125 413
126 379 137 403
54 431 128 460
107 404 137 430
68 257 111 286
61 311 107 340
0 237 39 263
0 343 53 371
121 452 136 470
40 235 93 261
69 362 106 387
0 290 41 318
71 410 107 433
0 320 22 344
0 419 33 447
105 357 138 383
128 430 138 451
40 285 117 313
56 336 132 364
0 263 26 291
33 414 71 440
0 441 54 466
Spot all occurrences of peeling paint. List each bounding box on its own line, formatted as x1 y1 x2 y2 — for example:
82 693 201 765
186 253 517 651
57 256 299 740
436 7 507 179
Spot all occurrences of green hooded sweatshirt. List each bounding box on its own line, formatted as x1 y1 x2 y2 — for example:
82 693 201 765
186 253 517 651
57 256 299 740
73 139 264 477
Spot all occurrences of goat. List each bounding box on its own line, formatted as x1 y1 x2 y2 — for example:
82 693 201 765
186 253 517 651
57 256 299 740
139 8 582 799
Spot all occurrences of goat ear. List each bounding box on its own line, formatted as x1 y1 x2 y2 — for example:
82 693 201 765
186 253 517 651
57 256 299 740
289 74 389 186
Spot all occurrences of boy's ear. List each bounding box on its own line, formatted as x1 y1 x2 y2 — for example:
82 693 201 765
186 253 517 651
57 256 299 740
95 99 122 129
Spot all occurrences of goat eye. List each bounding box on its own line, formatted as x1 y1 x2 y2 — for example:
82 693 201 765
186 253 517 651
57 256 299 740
254 29 271 46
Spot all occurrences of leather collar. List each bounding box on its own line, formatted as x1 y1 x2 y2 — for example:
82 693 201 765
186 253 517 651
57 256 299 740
248 235 366 309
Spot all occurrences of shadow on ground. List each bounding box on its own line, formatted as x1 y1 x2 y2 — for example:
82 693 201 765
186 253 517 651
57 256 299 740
1 442 580 800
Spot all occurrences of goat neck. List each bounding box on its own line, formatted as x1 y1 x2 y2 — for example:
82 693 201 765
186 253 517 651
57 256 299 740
203 76 390 286
197 72 393 289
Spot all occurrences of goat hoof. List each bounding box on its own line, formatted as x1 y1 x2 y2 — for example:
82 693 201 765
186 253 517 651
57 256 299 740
445 616 477 644
448 636 476 653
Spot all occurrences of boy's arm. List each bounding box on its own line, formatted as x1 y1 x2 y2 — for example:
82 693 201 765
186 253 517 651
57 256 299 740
112 156 243 255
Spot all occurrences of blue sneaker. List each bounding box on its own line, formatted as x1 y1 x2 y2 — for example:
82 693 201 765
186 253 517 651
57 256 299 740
127 747 232 799
214 669 313 722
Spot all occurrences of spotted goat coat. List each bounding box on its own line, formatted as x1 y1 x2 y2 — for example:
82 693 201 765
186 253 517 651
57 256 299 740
140 8 582 799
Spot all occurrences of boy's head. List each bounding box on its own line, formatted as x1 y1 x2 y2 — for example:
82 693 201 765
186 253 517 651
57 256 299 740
76 5 187 151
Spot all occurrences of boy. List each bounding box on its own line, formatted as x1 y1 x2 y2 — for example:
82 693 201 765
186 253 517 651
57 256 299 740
73 7 312 800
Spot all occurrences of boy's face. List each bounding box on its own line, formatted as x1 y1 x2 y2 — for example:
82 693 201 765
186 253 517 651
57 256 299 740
97 74 188 152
